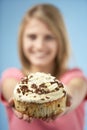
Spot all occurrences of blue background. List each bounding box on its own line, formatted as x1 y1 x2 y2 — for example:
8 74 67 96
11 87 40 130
0 0 87 130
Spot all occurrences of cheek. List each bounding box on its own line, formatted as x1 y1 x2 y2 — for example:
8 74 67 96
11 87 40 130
50 42 58 56
23 38 32 52
22 42 32 60
22 43 28 55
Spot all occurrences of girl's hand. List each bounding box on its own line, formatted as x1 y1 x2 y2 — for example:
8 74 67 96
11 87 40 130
42 94 72 122
66 94 72 107
8 98 33 122
8 94 72 123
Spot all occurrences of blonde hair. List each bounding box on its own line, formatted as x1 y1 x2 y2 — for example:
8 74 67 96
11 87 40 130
18 3 71 76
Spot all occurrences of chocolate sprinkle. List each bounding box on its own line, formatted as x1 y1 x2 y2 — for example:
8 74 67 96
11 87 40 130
46 96 50 99
20 85 29 95
50 81 58 84
41 98 45 100
39 83 47 88
31 84 37 89
63 90 66 96
55 87 59 91
19 95 21 98
17 88 21 93
58 82 64 88
20 76 28 84
58 104 60 107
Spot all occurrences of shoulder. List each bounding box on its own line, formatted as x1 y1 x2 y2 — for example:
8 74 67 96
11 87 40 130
1 67 24 82
60 67 87 84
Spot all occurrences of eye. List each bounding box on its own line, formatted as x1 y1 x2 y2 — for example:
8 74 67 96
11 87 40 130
27 34 37 40
45 35 55 41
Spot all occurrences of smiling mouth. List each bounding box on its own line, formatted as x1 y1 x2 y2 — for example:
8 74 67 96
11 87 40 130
34 53 47 58
32 52 49 58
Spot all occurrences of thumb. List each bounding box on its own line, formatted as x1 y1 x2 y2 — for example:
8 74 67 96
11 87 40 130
8 97 14 107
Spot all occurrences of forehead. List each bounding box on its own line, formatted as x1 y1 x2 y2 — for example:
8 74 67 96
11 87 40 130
24 18 53 35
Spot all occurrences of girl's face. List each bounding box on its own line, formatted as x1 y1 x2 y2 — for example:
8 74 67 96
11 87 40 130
22 18 58 67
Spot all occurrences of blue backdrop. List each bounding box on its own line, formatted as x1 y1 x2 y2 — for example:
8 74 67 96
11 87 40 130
0 0 87 130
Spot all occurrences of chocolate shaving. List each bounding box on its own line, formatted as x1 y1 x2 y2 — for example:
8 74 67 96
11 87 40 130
58 104 60 107
19 85 22 87
29 75 33 78
46 96 50 99
41 98 45 100
39 83 47 88
35 88 50 95
58 82 64 88
35 89 41 94
51 90 56 92
50 81 58 84
63 90 66 96
20 76 28 84
55 87 59 91
19 95 21 98
17 88 21 93
20 85 29 95
31 84 37 89
22 91 25 95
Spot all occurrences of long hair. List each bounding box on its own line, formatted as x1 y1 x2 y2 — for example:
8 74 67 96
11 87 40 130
18 3 71 76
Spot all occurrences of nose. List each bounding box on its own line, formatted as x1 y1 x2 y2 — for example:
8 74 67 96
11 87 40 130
35 38 44 50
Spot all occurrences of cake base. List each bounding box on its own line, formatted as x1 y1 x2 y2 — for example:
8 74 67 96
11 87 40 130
14 96 66 119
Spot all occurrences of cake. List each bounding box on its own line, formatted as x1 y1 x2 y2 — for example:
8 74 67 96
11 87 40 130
13 72 67 119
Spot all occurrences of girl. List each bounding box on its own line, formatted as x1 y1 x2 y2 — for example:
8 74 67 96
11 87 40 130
1 3 87 130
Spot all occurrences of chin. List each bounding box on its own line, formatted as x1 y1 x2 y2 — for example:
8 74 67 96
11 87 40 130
32 62 49 67
30 59 49 65
30 58 53 67
33 64 47 67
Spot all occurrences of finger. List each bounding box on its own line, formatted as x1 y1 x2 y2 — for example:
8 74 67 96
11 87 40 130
46 118 53 123
23 114 29 121
12 108 23 119
23 114 33 122
66 94 72 107
42 117 53 122
8 97 14 107
51 115 58 120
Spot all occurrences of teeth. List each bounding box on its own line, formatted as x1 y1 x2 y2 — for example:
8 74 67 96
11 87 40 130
34 53 46 57
35 53 46 55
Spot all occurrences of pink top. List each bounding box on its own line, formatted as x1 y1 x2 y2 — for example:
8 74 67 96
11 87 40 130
0 68 87 130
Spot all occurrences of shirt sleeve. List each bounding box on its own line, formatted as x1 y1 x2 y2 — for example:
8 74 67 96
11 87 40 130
1 68 24 82
0 68 24 106
60 68 87 100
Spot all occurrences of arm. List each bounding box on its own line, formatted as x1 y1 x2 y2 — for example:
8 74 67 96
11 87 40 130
1 68 24 102
1 78 18 101
65 77 87 112
1 78 33 122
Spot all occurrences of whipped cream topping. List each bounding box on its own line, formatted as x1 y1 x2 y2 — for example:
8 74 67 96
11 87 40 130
14 72 66 103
